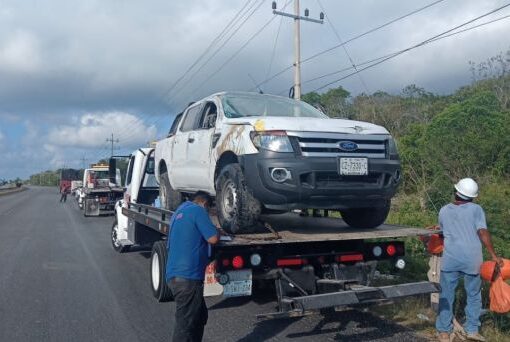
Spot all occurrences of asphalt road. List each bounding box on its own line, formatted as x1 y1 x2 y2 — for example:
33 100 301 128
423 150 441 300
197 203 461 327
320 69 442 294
0 187 429 342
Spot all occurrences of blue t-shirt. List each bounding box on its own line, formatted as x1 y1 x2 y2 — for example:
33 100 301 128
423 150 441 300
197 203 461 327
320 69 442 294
439 202 487 275
166 201 217 281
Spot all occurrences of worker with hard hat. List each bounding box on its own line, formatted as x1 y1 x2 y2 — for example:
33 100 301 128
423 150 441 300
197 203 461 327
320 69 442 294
436 178 503 342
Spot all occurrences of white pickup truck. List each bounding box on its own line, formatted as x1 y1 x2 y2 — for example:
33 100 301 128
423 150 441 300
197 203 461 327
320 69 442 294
155 92 401 233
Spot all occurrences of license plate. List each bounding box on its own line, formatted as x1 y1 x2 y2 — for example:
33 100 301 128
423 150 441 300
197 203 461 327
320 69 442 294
223 269 252 297
339 158 368 175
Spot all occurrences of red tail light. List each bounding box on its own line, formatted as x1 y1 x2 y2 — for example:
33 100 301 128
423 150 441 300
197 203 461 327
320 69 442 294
386 244 396 256
232 256 244 269
277 258 305 267
336 254 364 263
222 258 230 267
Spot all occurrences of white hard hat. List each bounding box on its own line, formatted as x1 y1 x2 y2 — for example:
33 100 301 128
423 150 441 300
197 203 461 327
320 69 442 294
454 178 478 199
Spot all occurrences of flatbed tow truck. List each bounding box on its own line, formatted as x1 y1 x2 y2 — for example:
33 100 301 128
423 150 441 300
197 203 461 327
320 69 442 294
111 148 439 319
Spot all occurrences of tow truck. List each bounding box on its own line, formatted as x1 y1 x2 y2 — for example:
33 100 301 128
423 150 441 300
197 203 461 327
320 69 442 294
111 148 439 318
78 163 123 216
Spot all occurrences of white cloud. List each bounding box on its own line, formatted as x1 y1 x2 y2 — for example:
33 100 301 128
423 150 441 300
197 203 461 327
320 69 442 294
48 111 157 148
0 112 20 122
0 30 42 73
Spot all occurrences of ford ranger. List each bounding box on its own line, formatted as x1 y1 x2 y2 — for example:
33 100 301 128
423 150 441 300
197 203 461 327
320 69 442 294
155 92 401 233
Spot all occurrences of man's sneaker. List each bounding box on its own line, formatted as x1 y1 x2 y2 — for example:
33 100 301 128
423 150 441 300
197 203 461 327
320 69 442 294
463 332 486 342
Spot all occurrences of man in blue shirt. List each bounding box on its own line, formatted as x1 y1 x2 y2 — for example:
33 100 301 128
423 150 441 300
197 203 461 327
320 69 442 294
166 191 219 342
436 178 503 342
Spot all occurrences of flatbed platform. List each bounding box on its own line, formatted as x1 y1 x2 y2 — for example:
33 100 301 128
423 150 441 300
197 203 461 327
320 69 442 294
123 204 430 247
228 213 430 246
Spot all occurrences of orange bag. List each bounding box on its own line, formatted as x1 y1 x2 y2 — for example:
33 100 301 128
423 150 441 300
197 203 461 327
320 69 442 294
481 261 497 282
480 259 510 282
489 276 510 313
427 233 444 254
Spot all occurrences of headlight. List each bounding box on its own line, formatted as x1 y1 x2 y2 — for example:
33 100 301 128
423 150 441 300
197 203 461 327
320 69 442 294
388 137 398 158
250 131 293 152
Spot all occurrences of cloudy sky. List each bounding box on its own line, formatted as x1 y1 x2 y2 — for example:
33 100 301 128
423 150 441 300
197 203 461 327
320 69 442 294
0 0 509 180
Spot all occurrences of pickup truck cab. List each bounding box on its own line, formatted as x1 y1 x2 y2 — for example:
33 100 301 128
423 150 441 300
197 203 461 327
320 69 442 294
155 92 401 233
112 148 160 252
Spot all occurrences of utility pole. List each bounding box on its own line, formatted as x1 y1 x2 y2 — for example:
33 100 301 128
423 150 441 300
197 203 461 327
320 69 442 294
80 156 88 169
273 1 323 100
106 133 119 157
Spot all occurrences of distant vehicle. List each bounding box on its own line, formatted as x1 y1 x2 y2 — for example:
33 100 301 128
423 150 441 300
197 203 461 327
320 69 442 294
70 180 82 195
59 169 80 193
77 164 122 216
155 92 401 233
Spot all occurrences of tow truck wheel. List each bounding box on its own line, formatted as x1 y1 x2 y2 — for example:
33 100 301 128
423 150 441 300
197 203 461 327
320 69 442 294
340 201 391 229
159 172 182 211
150 241 173 302
111 220 129 253
215 163 261 234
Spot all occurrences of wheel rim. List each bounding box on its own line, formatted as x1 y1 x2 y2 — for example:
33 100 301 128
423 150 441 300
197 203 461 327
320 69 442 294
112 224 120 248
221 180 237 221
151 253 160 291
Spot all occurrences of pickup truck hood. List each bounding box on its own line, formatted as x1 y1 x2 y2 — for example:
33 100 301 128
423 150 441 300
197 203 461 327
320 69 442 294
224 117 389 135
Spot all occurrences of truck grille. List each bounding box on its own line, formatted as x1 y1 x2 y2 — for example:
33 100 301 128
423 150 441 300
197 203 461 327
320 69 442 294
288 131 388 158
301 171 386 189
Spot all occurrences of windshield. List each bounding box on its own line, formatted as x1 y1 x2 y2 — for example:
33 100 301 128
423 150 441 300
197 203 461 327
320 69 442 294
222 93 327 119
90 170 109 180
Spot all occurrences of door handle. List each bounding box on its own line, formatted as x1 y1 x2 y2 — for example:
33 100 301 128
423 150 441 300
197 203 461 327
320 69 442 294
188 137 195 143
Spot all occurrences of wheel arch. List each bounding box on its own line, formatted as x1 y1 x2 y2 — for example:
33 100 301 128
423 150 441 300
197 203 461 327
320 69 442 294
214 151 239 186
156 159 168 185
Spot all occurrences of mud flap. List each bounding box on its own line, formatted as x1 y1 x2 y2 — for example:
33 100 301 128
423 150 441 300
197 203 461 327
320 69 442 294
84 198 100 216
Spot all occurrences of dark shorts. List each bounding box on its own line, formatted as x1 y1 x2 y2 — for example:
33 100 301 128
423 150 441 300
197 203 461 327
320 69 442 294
168 277 208 342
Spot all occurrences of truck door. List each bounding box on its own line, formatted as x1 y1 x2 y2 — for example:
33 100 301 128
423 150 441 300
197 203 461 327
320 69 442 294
170 103 203 189
183 101 218 191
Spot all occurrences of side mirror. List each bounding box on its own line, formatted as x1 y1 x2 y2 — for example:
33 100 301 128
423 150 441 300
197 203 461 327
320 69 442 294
109 158 117 185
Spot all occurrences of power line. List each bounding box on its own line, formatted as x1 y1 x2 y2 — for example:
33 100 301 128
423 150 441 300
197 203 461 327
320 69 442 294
253 0 446 90
189 0 293 99
164 0 265 107
265 14 284 86
311 3 510 92
111 1 259 148
302 0 445 65
162 0 255 100
274 12 510 95
317 0 377 120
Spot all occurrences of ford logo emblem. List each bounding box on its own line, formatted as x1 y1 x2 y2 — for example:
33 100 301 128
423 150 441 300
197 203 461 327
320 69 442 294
338 141 358 151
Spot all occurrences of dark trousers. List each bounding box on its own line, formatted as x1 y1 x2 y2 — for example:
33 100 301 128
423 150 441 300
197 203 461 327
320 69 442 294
60 193 67 202
168 277 208 342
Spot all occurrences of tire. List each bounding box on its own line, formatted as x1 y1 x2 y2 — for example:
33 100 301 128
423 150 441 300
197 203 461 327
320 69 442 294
111 220 129 253
159 172 182 211
83 200 89 217
150 240 174 302
340 201 391 229
215 163 261 234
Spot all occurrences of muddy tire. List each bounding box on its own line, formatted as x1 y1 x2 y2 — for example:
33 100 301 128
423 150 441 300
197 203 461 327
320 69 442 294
340 201 391 229
150 241 173 302
215 163 261 234
159 172 182 211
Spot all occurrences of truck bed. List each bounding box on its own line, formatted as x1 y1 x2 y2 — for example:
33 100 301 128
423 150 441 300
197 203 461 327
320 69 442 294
123 204 430 247
228 213 429 246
